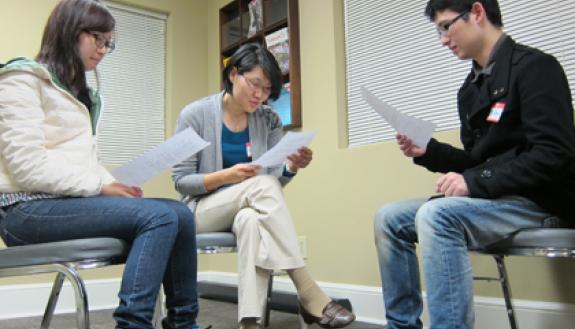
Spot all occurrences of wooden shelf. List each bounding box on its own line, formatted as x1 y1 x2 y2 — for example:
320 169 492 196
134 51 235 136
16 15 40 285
219 0 301 129
265 19 288 33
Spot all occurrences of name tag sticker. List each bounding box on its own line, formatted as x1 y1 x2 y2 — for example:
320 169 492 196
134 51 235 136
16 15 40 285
487 102 505 123
246 142 252 158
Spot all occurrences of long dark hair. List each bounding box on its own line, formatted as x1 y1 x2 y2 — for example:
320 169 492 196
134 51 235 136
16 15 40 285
36 0 115 106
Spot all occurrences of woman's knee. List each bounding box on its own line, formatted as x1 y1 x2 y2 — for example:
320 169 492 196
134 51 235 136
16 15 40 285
136 200 182 235
250 175 282 191
164 199 196 234
233 209 259 233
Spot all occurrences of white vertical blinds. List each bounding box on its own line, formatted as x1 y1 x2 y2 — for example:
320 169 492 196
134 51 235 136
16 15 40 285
87 2 167 165
344 0 575 148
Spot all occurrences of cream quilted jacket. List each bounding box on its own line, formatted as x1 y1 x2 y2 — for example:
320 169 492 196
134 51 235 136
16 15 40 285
0 58 115 196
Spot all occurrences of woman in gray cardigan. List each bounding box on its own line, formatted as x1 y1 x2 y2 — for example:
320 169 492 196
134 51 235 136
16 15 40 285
172 43 354 329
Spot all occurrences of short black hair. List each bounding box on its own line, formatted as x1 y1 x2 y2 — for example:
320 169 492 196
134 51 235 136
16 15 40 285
424 0 503 27
222 43 283 101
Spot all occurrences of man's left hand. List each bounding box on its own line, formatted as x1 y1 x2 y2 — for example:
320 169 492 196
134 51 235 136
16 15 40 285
436 172 469 197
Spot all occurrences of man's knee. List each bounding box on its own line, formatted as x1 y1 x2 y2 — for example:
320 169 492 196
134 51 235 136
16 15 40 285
415 199 466 238
374 203 409 240
374 206 392 238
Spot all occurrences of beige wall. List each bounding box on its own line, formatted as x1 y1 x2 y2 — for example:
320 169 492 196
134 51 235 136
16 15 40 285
1 0 574 306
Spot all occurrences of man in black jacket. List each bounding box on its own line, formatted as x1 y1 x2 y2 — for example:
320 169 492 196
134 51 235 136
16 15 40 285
374 1 575 328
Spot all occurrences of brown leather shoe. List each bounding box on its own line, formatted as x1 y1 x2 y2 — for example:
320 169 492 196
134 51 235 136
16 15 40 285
299 300 356 328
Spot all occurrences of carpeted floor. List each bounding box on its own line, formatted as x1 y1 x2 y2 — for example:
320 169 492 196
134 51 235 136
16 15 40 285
0 298 385 329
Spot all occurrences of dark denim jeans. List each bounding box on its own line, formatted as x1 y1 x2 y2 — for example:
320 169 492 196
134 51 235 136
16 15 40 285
0 196 198 329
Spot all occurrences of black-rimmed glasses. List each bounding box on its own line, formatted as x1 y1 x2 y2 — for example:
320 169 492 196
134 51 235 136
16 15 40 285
437 11 469 37
89 32 116 53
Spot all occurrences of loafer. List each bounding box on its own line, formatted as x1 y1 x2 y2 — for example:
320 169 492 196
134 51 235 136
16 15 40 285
299 300 356 328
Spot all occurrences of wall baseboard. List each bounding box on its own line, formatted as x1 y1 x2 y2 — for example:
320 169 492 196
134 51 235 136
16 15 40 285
0 271 574 328
0 278 121 320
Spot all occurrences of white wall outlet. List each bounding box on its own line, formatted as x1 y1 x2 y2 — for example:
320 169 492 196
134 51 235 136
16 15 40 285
298 236 307 259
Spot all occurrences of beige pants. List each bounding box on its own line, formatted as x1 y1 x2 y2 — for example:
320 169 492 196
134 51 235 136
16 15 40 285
195 175 305 320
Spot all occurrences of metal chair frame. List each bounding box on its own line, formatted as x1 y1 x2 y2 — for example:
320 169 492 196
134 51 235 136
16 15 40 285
195 232 276 327
0 238 129 329
473 228 575 329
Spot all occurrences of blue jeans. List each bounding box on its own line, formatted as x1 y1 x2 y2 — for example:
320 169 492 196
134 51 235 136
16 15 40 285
0 196 198 329
373 196 556 329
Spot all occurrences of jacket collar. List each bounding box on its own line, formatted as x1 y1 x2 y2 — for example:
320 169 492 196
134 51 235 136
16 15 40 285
470 34 507 83
462 36 516 120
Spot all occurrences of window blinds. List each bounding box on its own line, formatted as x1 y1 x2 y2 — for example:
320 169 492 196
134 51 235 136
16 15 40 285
87 2 167 165
344 0 575 148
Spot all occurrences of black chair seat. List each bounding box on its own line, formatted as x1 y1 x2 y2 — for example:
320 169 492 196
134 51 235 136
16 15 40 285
0 237 129 269
196 232 236 250
482 228 575 255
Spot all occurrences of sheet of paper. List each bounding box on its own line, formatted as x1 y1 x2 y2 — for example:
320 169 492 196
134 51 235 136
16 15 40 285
253 131 316 168
360 86 436 148
112 128 209 186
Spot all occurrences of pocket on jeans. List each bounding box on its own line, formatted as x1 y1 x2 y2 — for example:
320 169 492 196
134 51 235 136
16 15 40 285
4 203 44 245
2 228 31 246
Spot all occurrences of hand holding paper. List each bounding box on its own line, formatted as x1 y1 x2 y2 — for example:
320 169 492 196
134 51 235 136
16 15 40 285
287 146 313 171
253 131 316 168
112 128 209 186
360 86 436 148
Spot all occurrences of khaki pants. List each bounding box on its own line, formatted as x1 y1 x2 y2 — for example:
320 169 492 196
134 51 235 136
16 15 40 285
195 175 304 320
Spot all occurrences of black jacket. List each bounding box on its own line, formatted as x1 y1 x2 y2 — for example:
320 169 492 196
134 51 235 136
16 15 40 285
414 36 575 222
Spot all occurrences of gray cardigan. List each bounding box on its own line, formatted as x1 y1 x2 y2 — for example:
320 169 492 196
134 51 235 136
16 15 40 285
172 91 293 208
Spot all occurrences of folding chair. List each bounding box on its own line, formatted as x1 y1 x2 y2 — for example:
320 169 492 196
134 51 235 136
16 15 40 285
0 237 130 329
474 228 575 329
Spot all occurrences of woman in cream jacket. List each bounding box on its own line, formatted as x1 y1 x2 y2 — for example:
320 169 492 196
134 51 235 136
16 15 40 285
0 1 200 328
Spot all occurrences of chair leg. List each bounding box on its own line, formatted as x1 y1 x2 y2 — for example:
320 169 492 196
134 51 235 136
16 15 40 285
262 272 274 327
53 264 91 329
494 255 518 329
40 265 90 329
40 273 66 329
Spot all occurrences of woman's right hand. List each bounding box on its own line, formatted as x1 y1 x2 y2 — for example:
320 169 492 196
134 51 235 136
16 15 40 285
100 182 143 198
204 163 262 191
223 163 262 184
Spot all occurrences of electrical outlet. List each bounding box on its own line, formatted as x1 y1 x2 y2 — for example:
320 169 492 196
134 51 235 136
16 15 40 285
298 236 307 259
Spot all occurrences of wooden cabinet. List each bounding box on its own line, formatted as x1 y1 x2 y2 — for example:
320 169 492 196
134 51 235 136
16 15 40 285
220 0 301 129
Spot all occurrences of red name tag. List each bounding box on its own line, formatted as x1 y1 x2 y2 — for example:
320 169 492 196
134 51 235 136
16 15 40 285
487 102 505 123
246 142 252 158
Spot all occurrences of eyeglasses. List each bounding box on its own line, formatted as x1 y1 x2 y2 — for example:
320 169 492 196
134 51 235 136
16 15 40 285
89 32 115 53
241 74 272 96
436 11 469 37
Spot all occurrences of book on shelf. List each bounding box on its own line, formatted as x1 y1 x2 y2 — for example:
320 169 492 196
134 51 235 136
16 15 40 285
222 16 241 48
265 27 289 75
247 0 263 38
